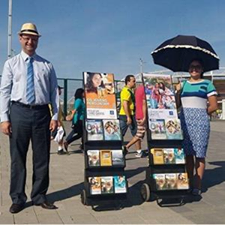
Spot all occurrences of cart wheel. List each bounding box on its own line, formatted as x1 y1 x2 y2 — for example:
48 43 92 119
81 189 87 205
140 183 151 202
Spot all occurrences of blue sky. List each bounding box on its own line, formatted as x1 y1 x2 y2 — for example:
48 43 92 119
1 0 225 80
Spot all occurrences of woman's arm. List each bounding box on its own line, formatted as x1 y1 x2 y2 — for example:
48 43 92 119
66 109 77 121
207 95 218 115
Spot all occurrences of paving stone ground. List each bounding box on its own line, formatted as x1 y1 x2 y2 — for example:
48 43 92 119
0 120 225 224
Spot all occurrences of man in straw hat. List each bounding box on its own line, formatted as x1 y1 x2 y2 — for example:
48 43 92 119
0 23 59 213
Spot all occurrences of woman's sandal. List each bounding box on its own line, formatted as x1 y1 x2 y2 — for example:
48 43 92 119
192 188 202 196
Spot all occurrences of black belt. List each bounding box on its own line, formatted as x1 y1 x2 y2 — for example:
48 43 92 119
11 101 48 110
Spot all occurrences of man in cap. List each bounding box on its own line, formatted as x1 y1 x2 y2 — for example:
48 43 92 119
0 23 59 213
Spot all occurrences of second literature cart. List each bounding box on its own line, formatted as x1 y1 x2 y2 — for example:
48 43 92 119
140 73 190 206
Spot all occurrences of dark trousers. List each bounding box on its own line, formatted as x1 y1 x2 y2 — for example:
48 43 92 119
9 103 51 205
66 120 83 145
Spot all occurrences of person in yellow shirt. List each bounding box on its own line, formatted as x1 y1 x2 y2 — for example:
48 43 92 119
119 75 141 155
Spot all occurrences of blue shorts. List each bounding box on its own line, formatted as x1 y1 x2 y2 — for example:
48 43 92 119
119 115 137 137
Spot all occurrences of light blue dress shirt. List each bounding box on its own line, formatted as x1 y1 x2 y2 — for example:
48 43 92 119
0 51 59 121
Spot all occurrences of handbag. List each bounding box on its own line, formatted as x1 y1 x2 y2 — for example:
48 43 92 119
54 126 65 143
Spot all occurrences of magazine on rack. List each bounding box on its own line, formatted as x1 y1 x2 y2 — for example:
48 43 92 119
112 150 124 166
177 173 189 189
89 177 101 195
174 148 185 164
163 149 176 164
103 119 121 141
114 176 127 193
151 148 164 164
165 173 177 190
84 72 117 119
86 119 104 141
87 150 100 167
151 148 185 165
101 176 114 194
100 150 112 166
165 119 183 140
149 119 167 139
153 173 166 190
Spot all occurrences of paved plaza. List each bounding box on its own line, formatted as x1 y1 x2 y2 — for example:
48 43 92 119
0 120 225 224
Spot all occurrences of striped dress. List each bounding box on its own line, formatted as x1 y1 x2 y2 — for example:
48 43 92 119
180 79 217 158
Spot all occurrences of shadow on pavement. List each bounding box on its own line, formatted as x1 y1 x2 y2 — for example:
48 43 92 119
90 181 144 211
202 161 225 192
46 182 84 203
124 166 147 179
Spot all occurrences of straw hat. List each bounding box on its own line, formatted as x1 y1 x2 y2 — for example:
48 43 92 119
18 23 41 37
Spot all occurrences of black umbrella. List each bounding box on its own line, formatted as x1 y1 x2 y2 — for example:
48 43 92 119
151 35 219 72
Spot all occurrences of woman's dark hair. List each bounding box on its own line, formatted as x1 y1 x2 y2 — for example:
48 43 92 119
74 88 84 100
85 73 104 93
189 59 204 78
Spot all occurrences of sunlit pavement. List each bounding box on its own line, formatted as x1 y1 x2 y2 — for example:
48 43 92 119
0 120 224 224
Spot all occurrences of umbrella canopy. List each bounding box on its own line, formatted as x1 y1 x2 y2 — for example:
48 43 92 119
151 35 219 72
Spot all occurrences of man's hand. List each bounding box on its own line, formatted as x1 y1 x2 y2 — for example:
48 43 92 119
49 120 58 132
126 116 132 125
66 115 73 121
0 121 12 136
139 118 146 126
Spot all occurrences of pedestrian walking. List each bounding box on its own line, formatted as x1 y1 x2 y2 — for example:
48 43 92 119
119 75 141 155
125 84 147 157
64 88 85 151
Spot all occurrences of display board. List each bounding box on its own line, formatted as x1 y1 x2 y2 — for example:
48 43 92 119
84 72 117 119
143 73 183 140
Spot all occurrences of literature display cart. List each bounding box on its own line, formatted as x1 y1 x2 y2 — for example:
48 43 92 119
81 72 128 207
140 73 189 206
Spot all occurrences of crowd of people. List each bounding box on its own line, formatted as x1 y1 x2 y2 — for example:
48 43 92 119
0 22 218 214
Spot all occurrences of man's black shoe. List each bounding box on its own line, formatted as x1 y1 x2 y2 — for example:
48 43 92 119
35 201 58 209
9 203 24 214
57 149 66 155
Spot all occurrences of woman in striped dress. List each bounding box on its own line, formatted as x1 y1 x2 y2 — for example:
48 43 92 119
176 59 218 196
